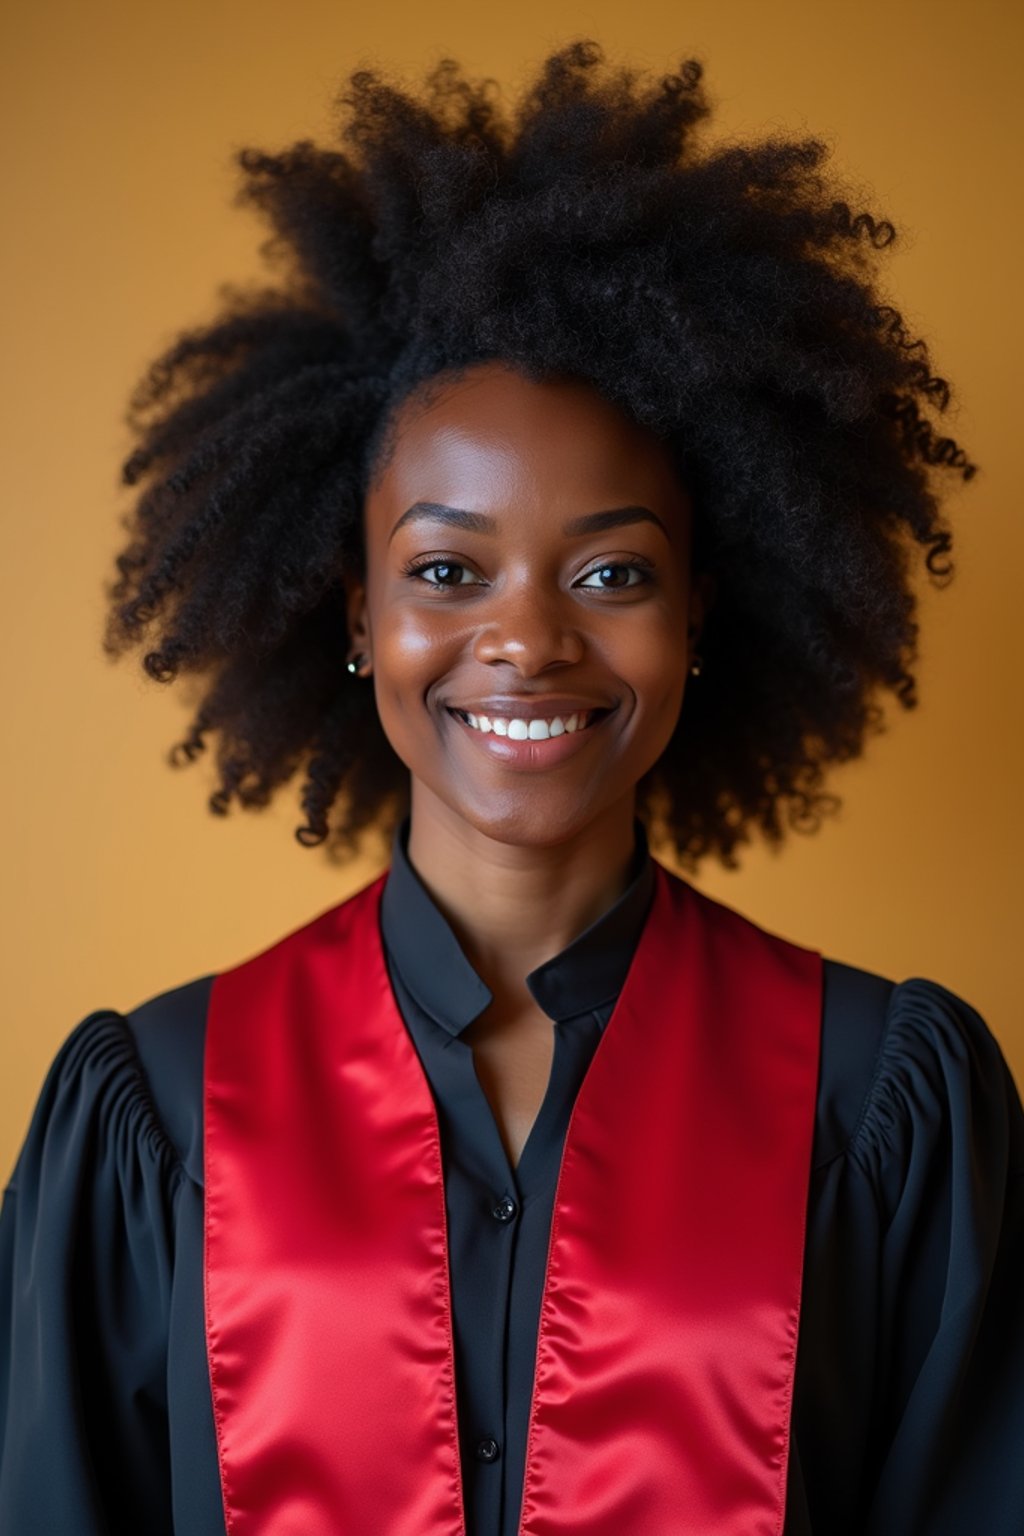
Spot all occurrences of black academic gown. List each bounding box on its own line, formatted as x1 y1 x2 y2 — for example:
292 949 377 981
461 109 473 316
2 831 1023 1535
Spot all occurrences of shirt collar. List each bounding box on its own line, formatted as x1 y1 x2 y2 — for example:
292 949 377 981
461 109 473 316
379 816 656 1037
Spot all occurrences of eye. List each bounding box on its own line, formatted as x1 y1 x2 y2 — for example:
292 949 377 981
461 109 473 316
576 562 651 590
407 559 482 587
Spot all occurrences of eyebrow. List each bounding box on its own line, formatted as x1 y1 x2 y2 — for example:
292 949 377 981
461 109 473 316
388 501 669 542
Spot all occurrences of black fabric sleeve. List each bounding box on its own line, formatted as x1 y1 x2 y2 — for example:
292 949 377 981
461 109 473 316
0 1010 183 1535
855 978 1024 1534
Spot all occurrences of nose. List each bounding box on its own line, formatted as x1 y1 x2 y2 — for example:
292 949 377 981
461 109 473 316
472 581 585 675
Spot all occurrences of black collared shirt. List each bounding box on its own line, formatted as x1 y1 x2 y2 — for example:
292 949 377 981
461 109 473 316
379 817 656 1536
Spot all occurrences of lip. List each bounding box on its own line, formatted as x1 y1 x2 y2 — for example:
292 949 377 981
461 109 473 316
445 702 616 771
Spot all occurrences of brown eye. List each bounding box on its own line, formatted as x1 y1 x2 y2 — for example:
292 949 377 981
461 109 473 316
577 563 648 590
411 560 481 587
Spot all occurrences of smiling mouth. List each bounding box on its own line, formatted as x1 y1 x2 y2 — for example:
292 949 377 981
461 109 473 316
446 707 611 740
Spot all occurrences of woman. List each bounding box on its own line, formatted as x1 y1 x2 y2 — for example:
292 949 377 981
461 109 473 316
1 39 1021 1536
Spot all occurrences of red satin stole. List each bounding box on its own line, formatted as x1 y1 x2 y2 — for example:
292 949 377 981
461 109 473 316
204 861 823 1535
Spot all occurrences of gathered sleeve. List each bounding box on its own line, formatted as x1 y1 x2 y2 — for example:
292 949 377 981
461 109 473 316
855 978 1024 1534
0 1010 184 1534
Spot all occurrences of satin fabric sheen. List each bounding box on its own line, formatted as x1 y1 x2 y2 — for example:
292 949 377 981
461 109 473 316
204 862 823 1535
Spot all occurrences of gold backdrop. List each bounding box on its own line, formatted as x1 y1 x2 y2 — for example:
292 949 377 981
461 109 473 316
2 0 1022 1176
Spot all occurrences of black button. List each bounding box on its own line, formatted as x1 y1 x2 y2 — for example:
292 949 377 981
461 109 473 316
475 1437 500 1462
492 1195 517 1222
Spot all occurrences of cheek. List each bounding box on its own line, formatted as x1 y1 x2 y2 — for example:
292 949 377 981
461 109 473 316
380 611 440 668
610 603 689 715
638 642 688 716
370 602 463 722
629 664 688 773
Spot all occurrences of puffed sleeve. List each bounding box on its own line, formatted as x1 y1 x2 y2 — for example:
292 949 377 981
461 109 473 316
855 978 1024 1534
0 1009 183 1534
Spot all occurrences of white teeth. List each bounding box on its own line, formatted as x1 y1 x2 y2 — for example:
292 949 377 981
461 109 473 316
457 709 595 738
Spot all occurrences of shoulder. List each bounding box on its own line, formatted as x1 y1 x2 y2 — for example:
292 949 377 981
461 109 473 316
122 973 215 1188
79 883 385 1192
657 870 1022 1179
5 977 215 1200
816 961 1024 1188
862 977 1023 1175
814 958 895 1167
4 996 199 1215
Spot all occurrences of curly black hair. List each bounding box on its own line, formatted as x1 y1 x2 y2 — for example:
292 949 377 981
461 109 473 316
102 38 976 871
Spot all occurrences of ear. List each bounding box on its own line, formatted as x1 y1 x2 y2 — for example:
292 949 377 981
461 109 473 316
688 570 717 645
341 567 371 654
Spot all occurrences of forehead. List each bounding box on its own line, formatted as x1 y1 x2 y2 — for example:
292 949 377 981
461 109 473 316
366 362 686 519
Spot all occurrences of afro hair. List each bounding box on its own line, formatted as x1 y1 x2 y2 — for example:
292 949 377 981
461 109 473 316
102 37 976 870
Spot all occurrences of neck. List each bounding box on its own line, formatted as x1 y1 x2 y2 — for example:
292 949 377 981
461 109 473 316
406 787 640 1003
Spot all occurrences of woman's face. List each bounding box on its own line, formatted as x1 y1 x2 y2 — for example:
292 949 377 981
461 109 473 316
347 360 710 848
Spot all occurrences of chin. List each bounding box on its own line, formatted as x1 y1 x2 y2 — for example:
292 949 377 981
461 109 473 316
446 784 619 850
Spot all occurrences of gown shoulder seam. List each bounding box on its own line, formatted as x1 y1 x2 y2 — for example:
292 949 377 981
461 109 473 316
810 964 896 1175
3 1009 189 1199
79 1008 189 1186
113 1010 189 1185
843 984 915 1173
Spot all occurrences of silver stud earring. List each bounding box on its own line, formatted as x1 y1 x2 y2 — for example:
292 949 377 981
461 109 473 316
346 653 369 677
689 654 703 677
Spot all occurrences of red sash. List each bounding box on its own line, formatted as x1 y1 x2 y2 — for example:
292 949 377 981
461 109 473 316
204 861 822 1534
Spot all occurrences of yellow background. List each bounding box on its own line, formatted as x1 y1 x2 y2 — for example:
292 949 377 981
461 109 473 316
2 0 1022 1178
